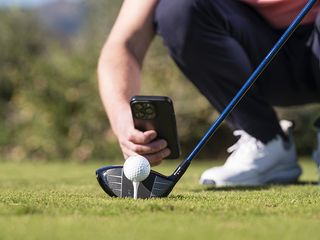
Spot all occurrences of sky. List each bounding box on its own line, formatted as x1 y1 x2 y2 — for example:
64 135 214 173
0 0 78 8
0 0 54 7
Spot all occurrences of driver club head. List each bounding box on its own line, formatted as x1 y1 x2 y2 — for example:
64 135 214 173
96 166 176 199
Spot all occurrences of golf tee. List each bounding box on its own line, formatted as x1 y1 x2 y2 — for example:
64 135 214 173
133 181 139 199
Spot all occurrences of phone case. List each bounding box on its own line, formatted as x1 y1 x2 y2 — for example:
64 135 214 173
130 96 181 159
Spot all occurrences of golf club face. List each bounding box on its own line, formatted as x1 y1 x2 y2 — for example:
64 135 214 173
96 166 176 199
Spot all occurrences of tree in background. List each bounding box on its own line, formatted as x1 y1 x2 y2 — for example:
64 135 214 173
0 7 111 161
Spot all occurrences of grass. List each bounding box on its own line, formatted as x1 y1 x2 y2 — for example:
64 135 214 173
0 159 320 240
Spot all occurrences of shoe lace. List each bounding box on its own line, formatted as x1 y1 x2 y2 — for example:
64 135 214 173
227 130 264 154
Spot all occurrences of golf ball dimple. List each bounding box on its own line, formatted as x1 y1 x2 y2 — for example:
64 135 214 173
123 155 151 182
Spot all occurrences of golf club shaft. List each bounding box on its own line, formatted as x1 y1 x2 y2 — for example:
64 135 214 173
172 0 318 180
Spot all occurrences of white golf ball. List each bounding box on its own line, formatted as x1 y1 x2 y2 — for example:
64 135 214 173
123 155 151 182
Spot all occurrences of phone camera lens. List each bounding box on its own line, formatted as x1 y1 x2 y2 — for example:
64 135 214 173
133 102 156 119
134 104 143 110
135 112 145 119
145 107 154 114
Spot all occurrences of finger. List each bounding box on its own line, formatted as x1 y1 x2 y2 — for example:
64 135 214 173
131 139 167 155
143 130 157 143
122 150 143 163
128 129 157 144
144 148 171 167
121 146 138 160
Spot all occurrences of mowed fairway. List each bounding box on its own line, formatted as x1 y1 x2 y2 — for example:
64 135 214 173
0 159 320 240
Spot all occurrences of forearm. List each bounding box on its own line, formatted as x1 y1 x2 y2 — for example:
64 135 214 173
98 43 141 136
98 0 158 136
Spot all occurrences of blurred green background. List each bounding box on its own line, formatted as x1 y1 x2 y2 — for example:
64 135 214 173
0 0 319 162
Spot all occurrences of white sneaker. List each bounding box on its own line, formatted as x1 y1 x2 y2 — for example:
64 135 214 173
199 120 301 186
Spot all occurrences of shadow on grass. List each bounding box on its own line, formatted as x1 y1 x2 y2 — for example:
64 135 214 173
202 186 270 192
192 180 319 193
293 180 318 185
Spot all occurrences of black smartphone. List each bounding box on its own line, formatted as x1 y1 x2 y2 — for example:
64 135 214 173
130 95 181 159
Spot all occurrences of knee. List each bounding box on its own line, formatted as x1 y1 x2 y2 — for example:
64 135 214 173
315 11 320 30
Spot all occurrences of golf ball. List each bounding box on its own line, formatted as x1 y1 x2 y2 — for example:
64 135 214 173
123 155 151 182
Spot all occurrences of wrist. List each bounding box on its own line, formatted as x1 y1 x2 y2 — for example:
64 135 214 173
109 105 134 137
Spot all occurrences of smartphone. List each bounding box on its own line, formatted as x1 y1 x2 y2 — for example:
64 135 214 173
130 96 181 159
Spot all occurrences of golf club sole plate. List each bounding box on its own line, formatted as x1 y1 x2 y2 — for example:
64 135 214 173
96 166 175 199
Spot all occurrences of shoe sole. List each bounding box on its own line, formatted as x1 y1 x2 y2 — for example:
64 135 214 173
262 165 302 184
200 165 302 187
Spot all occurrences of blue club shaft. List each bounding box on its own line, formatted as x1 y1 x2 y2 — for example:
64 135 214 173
172 0 318 179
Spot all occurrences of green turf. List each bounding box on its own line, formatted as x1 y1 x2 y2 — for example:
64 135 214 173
0 159 320 240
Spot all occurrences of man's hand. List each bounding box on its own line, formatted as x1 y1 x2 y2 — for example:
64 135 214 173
118 128 171 166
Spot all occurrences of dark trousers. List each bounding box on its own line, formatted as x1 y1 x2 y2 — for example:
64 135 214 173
154 0 320 143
